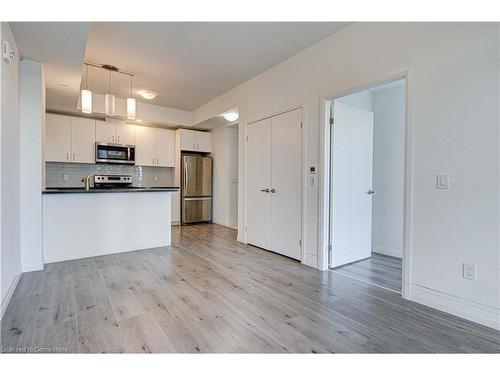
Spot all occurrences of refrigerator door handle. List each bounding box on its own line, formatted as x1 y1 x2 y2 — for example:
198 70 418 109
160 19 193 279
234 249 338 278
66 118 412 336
184 160 188 194
184 197 211 201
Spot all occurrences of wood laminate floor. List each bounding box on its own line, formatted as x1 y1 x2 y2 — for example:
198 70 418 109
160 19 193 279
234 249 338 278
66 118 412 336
333 253 402 294
1 224 499 353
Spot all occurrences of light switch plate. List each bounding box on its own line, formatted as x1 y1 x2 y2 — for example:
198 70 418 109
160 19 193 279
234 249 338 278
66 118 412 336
63 173 69 181
436 174 449 190
463 263 477 280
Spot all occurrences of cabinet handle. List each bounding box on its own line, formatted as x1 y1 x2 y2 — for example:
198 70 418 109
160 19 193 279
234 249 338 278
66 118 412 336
157 157 159 165
197 144 199 150
193 143 196 149
72 153 76 161
66 153 69 160
112 135 115 142
117 136 120 143
152 158 155 165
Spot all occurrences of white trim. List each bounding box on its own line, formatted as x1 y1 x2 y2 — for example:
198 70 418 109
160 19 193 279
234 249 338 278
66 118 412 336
303 254 318 269
372 246 402 259
22 263 44 272
1 268 22 320
410 284 500 331
247 104 303 125
318 67 415 296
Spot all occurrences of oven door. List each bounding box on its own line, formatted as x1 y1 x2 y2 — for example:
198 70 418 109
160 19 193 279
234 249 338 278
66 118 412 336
95 143 135 164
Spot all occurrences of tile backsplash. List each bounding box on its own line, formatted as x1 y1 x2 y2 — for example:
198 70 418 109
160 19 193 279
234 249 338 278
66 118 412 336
46 162 174 188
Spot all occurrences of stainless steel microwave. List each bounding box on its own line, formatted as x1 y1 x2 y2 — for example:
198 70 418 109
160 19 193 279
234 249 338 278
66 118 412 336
95 143 136 165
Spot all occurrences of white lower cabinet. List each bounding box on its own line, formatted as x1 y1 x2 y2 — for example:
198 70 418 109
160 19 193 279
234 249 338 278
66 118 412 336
246 108 303 260
135 126 174 167
45 113 95 163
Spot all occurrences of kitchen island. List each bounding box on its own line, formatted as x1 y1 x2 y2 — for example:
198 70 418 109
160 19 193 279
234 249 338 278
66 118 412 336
42 187 178 263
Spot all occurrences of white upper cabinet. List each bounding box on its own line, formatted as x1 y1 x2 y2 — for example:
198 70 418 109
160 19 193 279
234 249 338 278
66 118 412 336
45 113 95 164
154 128 175 167
46 113 72 162
95 120 116 143
96 119 136 145
71 118 96 163
135 126 156 167
178 129 212 152
135 126 174 167
116 123 136 146
196 131 212 153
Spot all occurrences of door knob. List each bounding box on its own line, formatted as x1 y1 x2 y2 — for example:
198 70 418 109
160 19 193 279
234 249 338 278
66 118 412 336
366 189 375 195
270 188 276 194
260 188 270 193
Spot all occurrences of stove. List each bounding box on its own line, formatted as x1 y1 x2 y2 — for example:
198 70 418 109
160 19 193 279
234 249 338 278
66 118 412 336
93 175 133 189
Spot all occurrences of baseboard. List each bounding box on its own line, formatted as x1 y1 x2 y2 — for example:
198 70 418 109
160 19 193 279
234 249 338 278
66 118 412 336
22 263 44 272
372 246 402 259
1 268 22 320
410 284 500 331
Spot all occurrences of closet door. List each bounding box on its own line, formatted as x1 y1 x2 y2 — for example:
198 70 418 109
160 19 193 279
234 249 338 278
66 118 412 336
270 108 303 260
246 118 272 250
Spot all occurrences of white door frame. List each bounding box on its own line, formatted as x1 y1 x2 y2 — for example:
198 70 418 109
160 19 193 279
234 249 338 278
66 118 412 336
318 67 415 299
244 105 305 263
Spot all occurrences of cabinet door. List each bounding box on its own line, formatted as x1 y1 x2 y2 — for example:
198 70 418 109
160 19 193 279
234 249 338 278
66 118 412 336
45 113 72 162
116 123 136 145
71 117 96 163
171 191 180 224
270 108 302 260
155 128 175 167
95 120 116 144
196 131 212 153
135 126 156 166
179 129 198 151
246 118 272 250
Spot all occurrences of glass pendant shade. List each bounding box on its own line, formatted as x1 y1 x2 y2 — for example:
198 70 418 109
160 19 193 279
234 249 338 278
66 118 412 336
81 89 92 114
105 93 116 117
127 97 136 120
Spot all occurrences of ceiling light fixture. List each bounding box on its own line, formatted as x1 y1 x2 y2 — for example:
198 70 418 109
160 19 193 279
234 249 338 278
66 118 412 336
139 90 158 100
81 64 92 114
105 70 115 117
127 75 136 120
222 112 239 122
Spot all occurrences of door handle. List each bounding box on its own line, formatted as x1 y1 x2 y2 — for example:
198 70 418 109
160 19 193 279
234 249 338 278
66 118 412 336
260 188 270 193
366 189 375 195
270 188 276 194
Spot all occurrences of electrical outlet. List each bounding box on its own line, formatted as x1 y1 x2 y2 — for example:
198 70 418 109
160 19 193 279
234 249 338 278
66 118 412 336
154 175 159 182
63 173 69 181
463 263 477 281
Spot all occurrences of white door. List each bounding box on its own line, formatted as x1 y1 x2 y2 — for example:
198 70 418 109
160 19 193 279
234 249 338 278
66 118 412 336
71 118 95 163
330 101 374 268
270 109 302 260
155 128 175 167
95 120 116 143
135 126 156 166
116 123 136 145
45 113 71 162
179 129 198 152
196 132 212 152
246 118 272 250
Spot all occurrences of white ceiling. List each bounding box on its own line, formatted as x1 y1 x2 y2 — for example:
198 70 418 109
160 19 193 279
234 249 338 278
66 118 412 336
11 22 349 112
9 22 90 111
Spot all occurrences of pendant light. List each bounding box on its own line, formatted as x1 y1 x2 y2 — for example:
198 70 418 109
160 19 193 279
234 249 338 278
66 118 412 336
127 74 136 120
105 70 116 117
81 64 92 114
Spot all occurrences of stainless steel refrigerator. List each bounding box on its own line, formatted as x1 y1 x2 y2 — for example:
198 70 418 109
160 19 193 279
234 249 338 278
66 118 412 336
181 153 213 224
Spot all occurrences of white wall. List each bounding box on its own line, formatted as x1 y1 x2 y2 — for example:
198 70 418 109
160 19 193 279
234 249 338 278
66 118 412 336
371 85 405 259
192 23 500 329
1 22 22 318
210 124 238 228
20 59 45 272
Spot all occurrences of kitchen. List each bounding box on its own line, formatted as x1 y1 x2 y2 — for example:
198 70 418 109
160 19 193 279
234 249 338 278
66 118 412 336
42 106 217 262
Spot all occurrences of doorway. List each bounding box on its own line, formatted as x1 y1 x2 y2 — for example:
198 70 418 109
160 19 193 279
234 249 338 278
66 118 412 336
328 78 406 294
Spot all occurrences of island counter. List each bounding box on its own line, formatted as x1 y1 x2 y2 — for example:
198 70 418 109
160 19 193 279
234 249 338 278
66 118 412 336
42 188 178 263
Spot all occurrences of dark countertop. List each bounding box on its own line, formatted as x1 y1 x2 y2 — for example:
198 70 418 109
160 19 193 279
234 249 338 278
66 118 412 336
43 187 179 194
